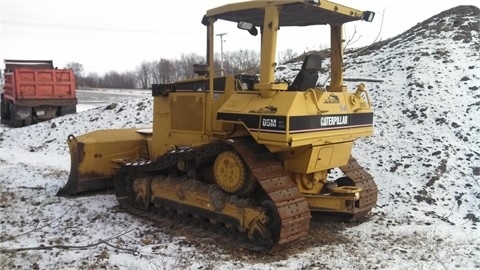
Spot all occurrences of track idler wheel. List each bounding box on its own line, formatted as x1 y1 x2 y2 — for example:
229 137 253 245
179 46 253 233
213 151 255 195
114 168 151 210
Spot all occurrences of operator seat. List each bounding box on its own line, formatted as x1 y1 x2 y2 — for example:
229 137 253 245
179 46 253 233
287 54 322 91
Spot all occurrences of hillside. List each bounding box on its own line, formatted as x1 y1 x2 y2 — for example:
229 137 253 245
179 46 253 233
0 5 479 270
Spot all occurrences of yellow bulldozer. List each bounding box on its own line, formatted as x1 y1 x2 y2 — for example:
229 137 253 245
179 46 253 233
58 0 377 247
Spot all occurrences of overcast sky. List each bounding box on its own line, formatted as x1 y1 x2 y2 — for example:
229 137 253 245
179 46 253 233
1 0 478 75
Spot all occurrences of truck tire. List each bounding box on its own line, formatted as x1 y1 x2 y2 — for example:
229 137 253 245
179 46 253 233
10 106 20 127
24 115 32 126
59 105 77 115
0 94 8 120
9 105 28 127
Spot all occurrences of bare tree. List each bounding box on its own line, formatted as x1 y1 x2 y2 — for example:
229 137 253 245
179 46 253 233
123 71 137 89
149 58 177 84
83 72 100 88
72 47 263 90
102 71 122 88
176 53 205 79
136 61 151 89
226 49 259 74
65 62 84 77
65 62 84 87
149 60 160 84
277 49 298 64
158 58 175 83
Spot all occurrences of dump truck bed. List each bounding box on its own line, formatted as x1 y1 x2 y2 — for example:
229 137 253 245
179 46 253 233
3 68 76 106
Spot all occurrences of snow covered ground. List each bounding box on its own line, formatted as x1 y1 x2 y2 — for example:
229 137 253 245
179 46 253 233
75 88 150 112
0 5 479 270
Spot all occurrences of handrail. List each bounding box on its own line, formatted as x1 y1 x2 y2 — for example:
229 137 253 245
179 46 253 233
305 88 328 113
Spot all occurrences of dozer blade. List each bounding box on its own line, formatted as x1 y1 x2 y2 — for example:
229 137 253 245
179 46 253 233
57 128 151 196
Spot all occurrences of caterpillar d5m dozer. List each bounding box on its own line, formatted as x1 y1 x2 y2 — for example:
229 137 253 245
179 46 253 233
58 0 377 247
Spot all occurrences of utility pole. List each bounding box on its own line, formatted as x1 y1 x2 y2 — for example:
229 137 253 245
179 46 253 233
216 32 227 76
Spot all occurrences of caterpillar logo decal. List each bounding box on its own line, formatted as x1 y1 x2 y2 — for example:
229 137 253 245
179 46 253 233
320 115 348 126
217 112 372 134
290 113 372 133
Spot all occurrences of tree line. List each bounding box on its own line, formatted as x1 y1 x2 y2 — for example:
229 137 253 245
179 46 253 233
66 49 298 90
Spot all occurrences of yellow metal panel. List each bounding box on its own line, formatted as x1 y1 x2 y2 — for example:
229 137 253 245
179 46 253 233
220 93 256 112
152 96 171 158
75 129 148 175
284 142 353 173
169 132 204 148
170 94 204 132
315 146 334 170
316 142 352 169
318 1 364 18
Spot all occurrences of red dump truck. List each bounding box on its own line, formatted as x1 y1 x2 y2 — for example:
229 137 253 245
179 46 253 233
1 59 77 127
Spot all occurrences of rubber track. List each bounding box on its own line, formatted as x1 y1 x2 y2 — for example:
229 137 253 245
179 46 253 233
338 155 378 221
231 140 311 245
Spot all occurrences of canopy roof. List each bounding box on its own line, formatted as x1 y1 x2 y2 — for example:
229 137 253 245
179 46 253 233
206 0 365 26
